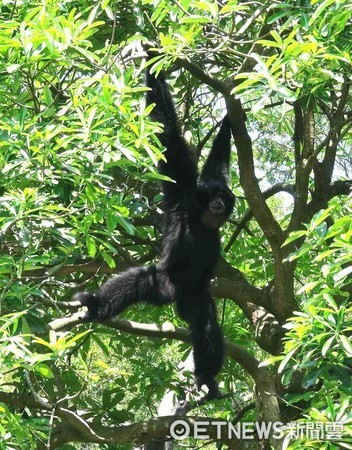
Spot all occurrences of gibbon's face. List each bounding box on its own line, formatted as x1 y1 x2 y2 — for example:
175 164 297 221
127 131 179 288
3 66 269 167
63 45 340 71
195 181 235 229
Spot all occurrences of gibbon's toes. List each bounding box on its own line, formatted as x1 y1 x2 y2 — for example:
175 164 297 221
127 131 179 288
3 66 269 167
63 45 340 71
72 291 101 320
143 41 158 54
195 376 220 400
73 291 94 307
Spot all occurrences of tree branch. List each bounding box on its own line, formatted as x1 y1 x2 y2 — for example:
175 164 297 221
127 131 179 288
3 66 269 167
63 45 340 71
225 96 285 251
48 415 261 450
0 391 52 411
175 57 229 94
48 307 281 430
225 96 297 322
0 392 261 450
303 179 352 224
49 314 261 380
288 99 313 233
225 183 295 251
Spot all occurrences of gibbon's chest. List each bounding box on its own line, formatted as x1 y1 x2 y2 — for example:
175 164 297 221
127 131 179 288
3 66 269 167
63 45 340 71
162 213 221 285
184 228 220 290
187 221 220 268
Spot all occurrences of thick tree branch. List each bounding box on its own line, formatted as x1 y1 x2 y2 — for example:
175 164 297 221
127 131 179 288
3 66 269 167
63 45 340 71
47 415 261 450
49 314 261 380
28 251 271 323
310 80 351 210
336 77 351 117
49 309 281 431
304 179 352 224
0 392 52 411
0 391 262 450
225 96 285 251
288 100 314 233
21 258 131 280
225 183 295 251
175 57 229 94
215 257 271 310
225 96 296 322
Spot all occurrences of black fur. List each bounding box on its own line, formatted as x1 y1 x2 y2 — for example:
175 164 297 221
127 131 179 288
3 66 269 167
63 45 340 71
74 63 235 398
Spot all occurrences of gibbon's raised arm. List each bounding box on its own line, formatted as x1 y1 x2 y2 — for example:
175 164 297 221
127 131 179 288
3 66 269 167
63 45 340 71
200 115 232 185
146 64 198 193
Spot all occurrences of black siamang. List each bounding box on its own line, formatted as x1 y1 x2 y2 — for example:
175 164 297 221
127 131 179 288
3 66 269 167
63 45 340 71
74 62 235 398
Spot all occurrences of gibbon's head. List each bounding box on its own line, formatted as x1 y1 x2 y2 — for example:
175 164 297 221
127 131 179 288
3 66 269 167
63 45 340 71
194 180 235 229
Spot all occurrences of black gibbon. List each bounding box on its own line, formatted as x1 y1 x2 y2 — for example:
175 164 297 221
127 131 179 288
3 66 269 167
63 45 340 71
74 61 235 398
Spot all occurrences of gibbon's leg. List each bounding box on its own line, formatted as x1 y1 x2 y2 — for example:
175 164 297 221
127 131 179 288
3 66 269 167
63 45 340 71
177 292 224 398
74 265 174 320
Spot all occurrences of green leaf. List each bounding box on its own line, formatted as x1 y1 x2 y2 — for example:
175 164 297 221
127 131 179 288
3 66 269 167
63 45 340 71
73 46 100 63
115 215 135 235
86 235 97 257
104 6 115 20
43 85 54 105
334 266 352 282
92 334 110 356
309 0 336 24
278 347 299 373
35 363 54 379
19 227 31 248
195 0 218 18
339 335 352 356
257 39 282 49
275 86 297 101
102 251 116 269
321 335 335 356
181 16 213 24
282 230 307 246
87 4 99 25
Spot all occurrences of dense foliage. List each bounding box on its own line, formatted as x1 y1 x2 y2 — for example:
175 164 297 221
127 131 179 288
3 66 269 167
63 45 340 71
0 0 351 449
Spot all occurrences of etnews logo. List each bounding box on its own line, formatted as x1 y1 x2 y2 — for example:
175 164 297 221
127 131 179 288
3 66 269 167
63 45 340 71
169 420 345 441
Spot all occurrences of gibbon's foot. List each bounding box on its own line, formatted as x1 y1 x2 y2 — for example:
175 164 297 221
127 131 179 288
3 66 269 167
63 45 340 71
143 41 158 53
72 291 100 320
196 376 220 400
